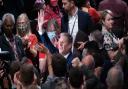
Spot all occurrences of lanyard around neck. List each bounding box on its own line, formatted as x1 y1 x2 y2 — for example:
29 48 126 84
69 15 77 35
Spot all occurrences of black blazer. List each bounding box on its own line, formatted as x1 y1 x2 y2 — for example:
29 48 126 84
0 34 25 61
61 9 93 35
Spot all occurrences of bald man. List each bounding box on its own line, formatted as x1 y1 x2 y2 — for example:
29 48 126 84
106 66 124 89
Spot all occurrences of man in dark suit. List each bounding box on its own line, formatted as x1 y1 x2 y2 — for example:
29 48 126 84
61 0 93 36
61 0 93 59
58 33 74 68
0 13 25 62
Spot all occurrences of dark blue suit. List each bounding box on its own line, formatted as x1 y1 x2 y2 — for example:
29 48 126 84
66 52 73 67
40 32 58 54
61 9 93 35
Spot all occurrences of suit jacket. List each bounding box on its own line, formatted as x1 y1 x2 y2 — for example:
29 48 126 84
0 34 25 61
61 9 93 35
66 52 74 68
40 32 58 54
61 10 93 34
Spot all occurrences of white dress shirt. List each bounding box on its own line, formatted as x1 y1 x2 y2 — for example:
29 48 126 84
68 8 78 43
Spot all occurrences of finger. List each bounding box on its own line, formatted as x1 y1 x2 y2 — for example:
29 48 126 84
44 20 48 24
77 41 84 44
42 10 44 16
0 69 4 73
38 11 40 19
0 61 3 66
78 44 84 50
1 71 4 77
78 46 82 50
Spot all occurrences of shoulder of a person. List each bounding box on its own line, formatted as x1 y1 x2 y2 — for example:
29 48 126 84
14 35 22 41
29 34 37 38
0 34 4 38
78 9 90 17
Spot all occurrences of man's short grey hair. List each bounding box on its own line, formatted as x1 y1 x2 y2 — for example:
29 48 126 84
2 13 15 24
60 32 73 44
106 65 124 88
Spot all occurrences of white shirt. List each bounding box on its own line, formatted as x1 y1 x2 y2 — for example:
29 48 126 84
64 52 70 59
68 8 78 43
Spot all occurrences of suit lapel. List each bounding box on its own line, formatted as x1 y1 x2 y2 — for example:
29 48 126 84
63 14 69 32
2 35 12 48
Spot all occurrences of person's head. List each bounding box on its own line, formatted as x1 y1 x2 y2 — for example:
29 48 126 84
90 30 103 46
82 54 95 70
47 19 60 41
19 63 34 87
62 0 77 14
101 10 114 30
16 13 31 37
69 67 84 88
106 66 124 89
52 53 67 77
34 0 45 11
77 0 91 8
50 0 58 6
2 13 15 36
58 33 73 55
10 61 21 80
82 41 99 57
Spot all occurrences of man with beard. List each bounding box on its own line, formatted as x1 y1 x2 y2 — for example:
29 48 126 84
61 0 93 56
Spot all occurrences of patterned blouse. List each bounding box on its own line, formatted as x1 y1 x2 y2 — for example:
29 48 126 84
102 26 118 50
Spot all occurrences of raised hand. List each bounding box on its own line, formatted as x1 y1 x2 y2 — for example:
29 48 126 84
38 9 48 31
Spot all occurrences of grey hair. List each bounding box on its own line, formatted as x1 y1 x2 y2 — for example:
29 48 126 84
47 19 60 32
2 13 15 24
106 65 124 88
60 32 73 44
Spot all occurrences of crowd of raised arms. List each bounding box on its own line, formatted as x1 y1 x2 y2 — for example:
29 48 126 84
0 0 128 89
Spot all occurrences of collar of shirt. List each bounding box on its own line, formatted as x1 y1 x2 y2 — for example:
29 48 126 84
64 52 70 59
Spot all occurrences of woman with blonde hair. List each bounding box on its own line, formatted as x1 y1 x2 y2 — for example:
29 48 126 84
16 13 47 74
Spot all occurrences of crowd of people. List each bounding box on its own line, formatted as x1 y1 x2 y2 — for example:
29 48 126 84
0 0 128 89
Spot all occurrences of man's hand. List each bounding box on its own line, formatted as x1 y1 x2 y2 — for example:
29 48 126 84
72 57 82 67
77 41 87 50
